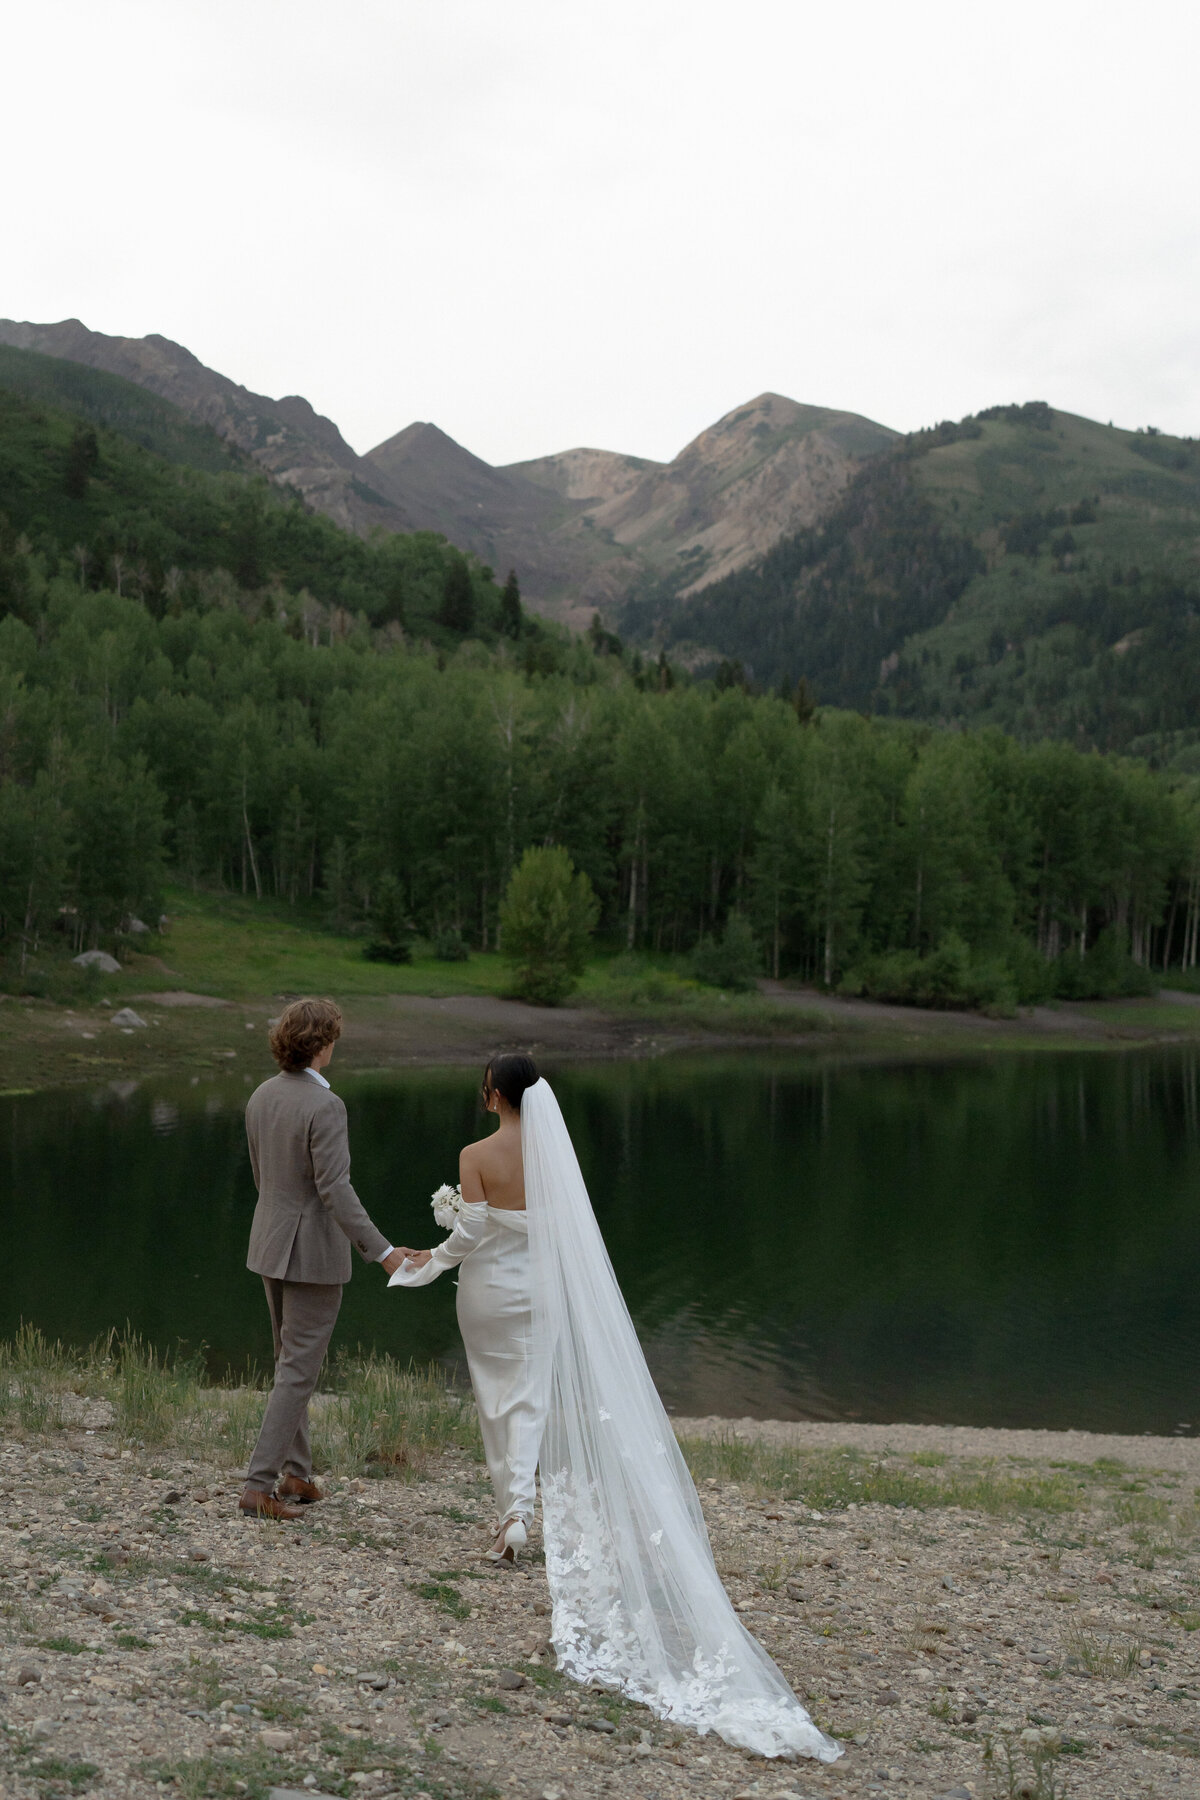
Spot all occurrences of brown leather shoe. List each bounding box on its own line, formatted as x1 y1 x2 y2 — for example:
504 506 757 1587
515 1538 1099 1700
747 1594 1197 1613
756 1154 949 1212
239 1486 303 1520
276 1474 323 1505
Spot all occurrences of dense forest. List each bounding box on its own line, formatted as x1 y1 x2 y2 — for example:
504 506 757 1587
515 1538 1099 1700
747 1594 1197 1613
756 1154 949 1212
635 402 1200 762
4 364 1200 1011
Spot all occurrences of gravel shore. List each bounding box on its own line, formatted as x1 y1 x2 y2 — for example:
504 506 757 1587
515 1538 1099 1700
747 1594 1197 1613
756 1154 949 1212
674 1417 1200 1479
2 1419 1197 1800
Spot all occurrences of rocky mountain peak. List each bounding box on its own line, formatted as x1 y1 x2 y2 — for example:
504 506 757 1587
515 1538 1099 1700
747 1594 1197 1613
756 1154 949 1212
0 317 897 623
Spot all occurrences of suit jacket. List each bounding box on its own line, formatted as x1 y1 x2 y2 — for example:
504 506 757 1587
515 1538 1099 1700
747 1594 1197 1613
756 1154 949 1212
245 1072 389 1283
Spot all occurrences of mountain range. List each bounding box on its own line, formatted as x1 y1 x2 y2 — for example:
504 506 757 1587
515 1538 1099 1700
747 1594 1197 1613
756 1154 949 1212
4 315 1200 760
0 318 895 628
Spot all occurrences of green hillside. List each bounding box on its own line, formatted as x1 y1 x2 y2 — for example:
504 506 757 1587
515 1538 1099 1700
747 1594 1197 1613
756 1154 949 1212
643 402 1200 759
0 347 529 642
0 344 240 474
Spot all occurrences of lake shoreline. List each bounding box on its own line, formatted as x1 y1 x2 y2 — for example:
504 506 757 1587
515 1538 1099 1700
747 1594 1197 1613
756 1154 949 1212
6 978 1200 1096
673 1415 1200 1475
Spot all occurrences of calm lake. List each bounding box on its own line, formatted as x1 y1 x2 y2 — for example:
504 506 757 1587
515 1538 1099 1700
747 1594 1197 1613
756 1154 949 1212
3 1051 1199 1435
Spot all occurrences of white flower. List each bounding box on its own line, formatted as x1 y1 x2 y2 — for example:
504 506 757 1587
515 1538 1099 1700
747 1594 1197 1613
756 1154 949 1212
650 1529 663 1545
598 1408 612 1422
431 1182 463 1230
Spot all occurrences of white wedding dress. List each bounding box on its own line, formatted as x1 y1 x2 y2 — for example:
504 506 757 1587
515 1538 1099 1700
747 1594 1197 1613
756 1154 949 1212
390 1080 840 1764
392 1199 542 1528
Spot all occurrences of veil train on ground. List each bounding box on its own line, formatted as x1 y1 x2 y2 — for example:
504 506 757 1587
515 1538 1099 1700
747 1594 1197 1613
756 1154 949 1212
523 1078 840 1763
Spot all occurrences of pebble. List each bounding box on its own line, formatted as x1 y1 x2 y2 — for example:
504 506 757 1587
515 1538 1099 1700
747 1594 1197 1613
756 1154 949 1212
16 1665 40 1686
497 1668 527 1690
260 1728 295 1749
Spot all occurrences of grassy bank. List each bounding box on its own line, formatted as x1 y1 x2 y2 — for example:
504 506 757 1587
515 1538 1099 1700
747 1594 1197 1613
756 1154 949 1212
8 1328 1200 1539
0 1327 480 1481
7 886 1200 1096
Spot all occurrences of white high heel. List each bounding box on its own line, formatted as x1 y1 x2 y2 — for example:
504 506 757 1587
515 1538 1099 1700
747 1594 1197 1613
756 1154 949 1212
485 1517 527 1564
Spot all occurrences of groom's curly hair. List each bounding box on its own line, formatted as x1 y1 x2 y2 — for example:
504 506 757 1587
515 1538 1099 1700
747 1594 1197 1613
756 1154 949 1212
269 997 343 1072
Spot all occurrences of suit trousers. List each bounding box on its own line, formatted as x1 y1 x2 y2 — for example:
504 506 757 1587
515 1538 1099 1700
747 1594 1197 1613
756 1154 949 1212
246 1277 342 1490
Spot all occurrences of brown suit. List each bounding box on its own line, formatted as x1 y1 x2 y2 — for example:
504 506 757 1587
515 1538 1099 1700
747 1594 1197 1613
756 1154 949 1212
244 1070 390 1491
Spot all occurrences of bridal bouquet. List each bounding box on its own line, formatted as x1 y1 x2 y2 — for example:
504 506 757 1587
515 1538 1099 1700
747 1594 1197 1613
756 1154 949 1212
431 1182 463 1229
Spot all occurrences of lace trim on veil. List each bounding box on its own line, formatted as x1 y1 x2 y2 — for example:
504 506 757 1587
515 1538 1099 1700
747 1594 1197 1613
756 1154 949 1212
522 1080 840 1764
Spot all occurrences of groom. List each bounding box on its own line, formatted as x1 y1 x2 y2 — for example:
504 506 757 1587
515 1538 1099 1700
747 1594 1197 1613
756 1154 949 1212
239 996 405 1519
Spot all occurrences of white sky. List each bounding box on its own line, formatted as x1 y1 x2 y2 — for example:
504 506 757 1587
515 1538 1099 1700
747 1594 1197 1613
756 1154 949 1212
4 0 1199 466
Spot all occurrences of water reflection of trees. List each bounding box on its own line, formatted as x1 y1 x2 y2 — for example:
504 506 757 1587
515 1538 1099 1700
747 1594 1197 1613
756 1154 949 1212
2 1054 1198 1430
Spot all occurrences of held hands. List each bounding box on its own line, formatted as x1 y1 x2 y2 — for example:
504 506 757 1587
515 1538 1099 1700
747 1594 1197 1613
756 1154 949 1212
403 1248 433 1269
380 1248 407 1276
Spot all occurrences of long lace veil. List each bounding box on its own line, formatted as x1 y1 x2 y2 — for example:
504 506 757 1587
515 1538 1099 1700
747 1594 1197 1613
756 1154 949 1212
522 1078 840 1762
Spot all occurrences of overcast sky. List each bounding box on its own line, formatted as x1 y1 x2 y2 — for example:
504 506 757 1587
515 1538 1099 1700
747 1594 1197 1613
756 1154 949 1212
5 0 1198 465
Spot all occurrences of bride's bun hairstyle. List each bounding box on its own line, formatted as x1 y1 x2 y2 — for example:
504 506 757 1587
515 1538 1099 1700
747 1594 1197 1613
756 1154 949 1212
482 1052 540 1112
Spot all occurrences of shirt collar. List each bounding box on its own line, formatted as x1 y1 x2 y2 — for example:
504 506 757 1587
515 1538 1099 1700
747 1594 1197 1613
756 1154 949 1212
305 1066 331 1089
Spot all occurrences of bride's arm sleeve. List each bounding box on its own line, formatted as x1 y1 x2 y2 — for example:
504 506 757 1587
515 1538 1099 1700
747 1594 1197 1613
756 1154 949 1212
387 1201 488 1288
428 1200 489 1272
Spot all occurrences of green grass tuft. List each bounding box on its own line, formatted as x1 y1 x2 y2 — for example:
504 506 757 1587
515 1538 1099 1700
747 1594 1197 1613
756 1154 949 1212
679 1437 1083 1514
411 1580 470 1621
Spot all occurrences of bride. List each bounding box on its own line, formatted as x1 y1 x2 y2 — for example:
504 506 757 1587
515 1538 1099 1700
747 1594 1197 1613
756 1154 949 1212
390 1053 840 1765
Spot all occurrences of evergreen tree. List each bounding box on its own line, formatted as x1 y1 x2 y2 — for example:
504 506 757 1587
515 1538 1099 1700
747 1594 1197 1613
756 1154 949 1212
749 781 802 977
499 846 598 1004
439 556 475 633
364 874 413 963
63 424 98 500
500 569 522 638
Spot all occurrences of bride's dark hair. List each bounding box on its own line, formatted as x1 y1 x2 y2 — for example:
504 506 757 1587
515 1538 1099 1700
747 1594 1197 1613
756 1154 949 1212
482 1052 539 1112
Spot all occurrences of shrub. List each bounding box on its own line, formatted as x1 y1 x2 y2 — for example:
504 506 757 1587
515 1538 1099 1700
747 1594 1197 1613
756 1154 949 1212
499 846 599 1005
1051 925 1156 1000
363 939 411 964
841 931 1017 1015
433 925 469 962
690 913 762 992
1003 934 1057 1006
595 953 696 1007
